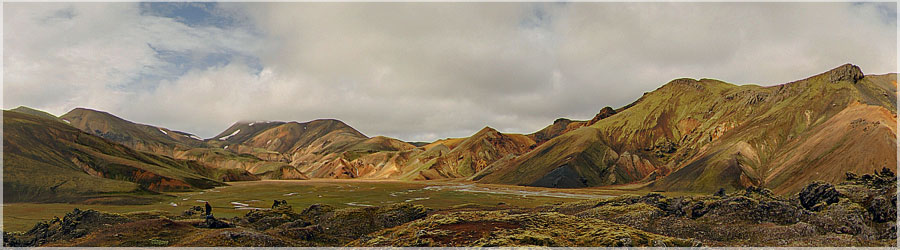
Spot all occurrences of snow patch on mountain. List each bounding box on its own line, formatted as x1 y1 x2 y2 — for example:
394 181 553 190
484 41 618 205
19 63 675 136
219 129 240 140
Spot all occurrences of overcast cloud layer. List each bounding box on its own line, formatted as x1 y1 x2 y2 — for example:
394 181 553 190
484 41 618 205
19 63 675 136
3 2 897 142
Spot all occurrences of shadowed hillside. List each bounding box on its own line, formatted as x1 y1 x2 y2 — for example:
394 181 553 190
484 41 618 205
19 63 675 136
61 108 205 156
3 111 229 204
59 109 307 181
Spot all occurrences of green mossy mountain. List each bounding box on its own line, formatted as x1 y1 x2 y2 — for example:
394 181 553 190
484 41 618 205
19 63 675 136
58 109 306 181
60 108 205 156
3 110 227 204
477 64 897 194
10 106 65 122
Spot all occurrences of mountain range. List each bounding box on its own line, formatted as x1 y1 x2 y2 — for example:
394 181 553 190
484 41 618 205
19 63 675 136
4 63 896 203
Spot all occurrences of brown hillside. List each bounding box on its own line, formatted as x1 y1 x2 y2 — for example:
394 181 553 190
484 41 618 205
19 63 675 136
479 64 897 194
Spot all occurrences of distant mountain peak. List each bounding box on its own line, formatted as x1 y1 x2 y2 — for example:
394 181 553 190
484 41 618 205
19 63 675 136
662 78 704 91
63 107 133 126
308 118 353 128
241 120 281 126
10 106 61 122
822 63 864 83
588 106 617 125
476 126 499 134
69 107 116 117
12 105 38 111
553 118 572 124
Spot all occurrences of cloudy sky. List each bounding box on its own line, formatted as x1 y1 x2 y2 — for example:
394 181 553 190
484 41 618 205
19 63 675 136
3 2 897 142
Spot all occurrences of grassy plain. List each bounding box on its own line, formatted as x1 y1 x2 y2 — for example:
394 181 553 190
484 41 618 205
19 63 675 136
3 179 630 232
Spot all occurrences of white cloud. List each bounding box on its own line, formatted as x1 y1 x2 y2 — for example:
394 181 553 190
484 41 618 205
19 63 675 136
3 2 261 121
4 2 897 142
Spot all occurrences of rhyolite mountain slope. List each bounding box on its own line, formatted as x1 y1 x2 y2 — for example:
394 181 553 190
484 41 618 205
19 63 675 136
59 109 307 180
292 126 537 181
60 108 205 156
528 106 617 145
206 119 416 179
207 119 411 163
10 106 66 123
475 64 896 194
2 110 235 204
53 109 536 182
409 127 536 179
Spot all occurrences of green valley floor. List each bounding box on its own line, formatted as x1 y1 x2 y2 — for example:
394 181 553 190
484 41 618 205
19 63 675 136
4 170 897 247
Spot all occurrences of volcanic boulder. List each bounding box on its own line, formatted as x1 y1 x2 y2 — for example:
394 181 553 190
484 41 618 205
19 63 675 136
798 182 840 211
199 216 232 229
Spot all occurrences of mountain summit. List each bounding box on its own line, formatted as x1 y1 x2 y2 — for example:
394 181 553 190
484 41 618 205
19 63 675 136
822 63 865 83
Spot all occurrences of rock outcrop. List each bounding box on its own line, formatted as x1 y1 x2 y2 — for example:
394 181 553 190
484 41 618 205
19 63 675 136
826 63 865 83
798 182 840 211
3 208 131 247
538 171 896 246
589 106 617 125
199 216 232 229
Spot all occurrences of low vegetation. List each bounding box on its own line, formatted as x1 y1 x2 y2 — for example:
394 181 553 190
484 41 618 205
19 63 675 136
5 170 894 247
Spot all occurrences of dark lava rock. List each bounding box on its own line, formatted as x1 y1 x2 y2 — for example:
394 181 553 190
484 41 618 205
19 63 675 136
233 202 429 244
589 106 617 125
4 208 131 247
688 201 707 219
209 230 293 247
861 173 874 182
275 225 324 241
199 216 232 229
242 208 300 231
535 171 895 246
742 186 776 198
182 205 205 217
810 201 875 237
301 203 336 222
702 196 806 225
271 199 293 213
826 63 864 83
880 224 897 240
272 200 290 209
868 195 897 223
878 167 895 178
798 182 839 211
714 188 727 198
318 203 429 240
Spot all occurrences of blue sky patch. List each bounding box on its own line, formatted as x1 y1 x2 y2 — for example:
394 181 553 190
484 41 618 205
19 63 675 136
139 2 236 29
122 3 263 91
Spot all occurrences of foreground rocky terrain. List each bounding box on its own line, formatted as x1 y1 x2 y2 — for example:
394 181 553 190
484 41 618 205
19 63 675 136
6 169 895 247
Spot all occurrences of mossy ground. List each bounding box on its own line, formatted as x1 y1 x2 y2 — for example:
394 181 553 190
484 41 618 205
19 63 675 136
6 173 895 247
4 179 610 232
352 210 697 247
